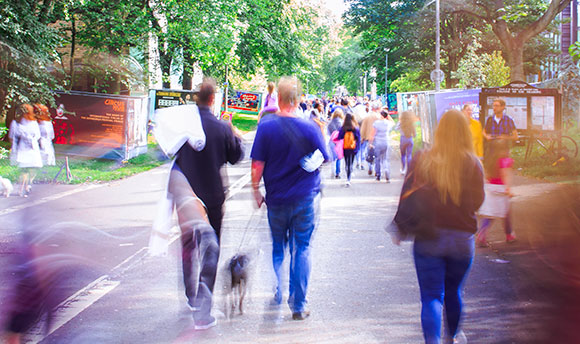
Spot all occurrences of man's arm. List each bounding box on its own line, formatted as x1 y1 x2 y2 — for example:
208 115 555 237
225 123 244 165
502 129 518 142
251 160 265 208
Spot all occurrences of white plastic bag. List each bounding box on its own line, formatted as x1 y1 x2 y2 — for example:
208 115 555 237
153 105 206 156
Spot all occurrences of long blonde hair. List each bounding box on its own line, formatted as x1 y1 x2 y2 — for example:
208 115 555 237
399 111 416 138
416 109 475 206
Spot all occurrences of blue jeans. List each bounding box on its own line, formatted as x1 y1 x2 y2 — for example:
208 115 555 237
374 144 390 180
413 228 475 344
267 194 320 313
400 136 414 171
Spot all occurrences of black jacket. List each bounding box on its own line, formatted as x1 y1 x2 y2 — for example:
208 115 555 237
176 106 244 207
401 151 484 234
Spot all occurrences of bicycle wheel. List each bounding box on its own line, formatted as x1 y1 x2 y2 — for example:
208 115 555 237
560 136 578 158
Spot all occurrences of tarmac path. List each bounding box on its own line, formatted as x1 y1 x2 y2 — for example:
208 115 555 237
1 138 579 343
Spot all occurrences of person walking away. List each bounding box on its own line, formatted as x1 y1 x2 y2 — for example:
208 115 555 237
9 104 42 197
360 101 382 176
391 109 484 344
259 81 279 123
310 101 327 135
476 139 516 246
250 77 329 320
481 98 517 242
174 78 244 316
398 110 417 175
264 81 277 108
353 101 367 169
462 104 483 159
168 164 220 329
34 104 55 166
328 108 344 179
369 109 394 183
338 113 360 186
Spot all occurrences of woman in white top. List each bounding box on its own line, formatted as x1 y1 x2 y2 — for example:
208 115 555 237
369 109 395 182
10 104 42 196
35 104 56 166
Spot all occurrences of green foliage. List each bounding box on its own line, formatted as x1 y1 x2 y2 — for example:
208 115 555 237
232 113 258 132
486 51 511 87
543 55 580 123
389 70 433 93
0 1 63 113
453 41 510 88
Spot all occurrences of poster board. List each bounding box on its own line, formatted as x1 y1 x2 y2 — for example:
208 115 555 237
51 91 148 160
224 90 263 116
479 81 561 134
433 88 481 121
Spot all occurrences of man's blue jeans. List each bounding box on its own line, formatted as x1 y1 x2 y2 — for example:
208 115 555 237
413 228 475 344
267 194 320 313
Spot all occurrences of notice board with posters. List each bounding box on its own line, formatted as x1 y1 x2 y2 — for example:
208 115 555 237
225 90 263 115
479 82 561 133
51 91 148 160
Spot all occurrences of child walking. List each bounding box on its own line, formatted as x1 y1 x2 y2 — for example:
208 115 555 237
476 139 516 247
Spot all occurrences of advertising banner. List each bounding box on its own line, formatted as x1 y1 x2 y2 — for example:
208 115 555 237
433 89 481 121
226 90 263 115
154 90 197 109
51 91 148 160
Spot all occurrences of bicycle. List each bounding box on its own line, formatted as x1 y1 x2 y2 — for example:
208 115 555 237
523 129 578 162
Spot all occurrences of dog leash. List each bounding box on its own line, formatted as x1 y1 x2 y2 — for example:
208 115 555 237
236 206 265 253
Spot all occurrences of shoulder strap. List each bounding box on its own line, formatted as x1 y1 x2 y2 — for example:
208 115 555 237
276 116 312 156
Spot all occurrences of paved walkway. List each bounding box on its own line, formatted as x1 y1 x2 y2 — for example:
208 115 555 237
1 143 579 343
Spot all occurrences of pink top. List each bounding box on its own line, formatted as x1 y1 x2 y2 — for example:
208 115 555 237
488 157 513 185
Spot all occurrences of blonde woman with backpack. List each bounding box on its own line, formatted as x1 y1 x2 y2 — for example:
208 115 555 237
337 112 360 187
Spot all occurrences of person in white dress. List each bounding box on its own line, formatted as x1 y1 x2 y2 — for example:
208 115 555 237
9 104 43 196
34 104 56 166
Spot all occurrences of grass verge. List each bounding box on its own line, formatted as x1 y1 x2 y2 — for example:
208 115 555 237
512 128 580 184
232 113 258 133
0 143 168 184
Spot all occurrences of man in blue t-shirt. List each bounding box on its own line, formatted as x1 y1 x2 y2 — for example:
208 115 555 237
250 77 328 321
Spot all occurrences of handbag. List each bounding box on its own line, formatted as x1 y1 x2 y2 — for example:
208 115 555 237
392 170 438 240
366 145 375 163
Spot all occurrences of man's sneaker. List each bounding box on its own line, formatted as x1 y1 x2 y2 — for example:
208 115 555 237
386 178 390 183
506 234 517 243
194 315 217 330
368 170 373 175
345 180 351 187
292 310 310 320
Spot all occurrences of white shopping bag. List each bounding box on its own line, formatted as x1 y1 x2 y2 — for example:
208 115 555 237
477 183 510 219
153 105 206 156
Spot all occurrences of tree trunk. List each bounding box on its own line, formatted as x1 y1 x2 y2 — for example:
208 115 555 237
507 42 526 82
182 66 192 90
159 50 171 89
69 15 76 90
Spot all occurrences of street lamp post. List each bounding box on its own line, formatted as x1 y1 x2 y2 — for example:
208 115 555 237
385 52 388 96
